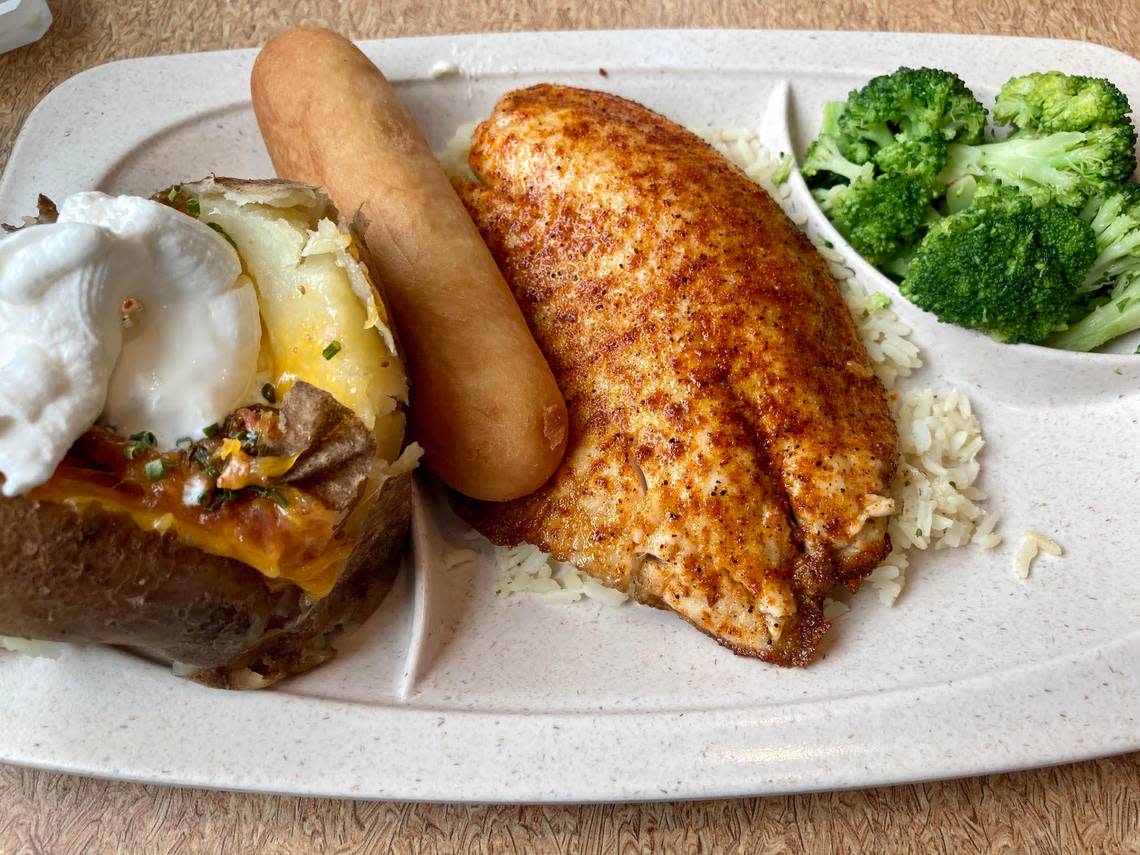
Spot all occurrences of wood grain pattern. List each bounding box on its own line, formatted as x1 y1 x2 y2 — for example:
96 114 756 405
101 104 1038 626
1 0 1138 852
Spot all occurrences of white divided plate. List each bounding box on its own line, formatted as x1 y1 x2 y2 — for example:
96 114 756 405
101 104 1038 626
1 29 1138 802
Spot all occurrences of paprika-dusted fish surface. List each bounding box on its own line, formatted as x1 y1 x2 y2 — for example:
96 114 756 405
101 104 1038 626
455 85 898 665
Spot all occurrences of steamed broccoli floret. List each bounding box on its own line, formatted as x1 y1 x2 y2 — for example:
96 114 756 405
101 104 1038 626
802 135 931 264
900 187 1096 342
836 67 987 164
1050 273 1140 351
816 174 933 265
994 72 1132 134
1079 184 1140 291
872 133 950 185
939 125 1137 208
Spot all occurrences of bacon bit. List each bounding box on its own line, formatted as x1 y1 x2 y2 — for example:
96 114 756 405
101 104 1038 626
121 298 143 327
598 67 609 78
217 445 253 490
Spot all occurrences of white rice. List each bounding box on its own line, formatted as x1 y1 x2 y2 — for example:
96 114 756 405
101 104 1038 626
491 542 628 606
1012 530 1063 579
448 124 999 610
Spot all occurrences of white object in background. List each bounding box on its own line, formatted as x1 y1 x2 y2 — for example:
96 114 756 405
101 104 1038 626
0 0 51 55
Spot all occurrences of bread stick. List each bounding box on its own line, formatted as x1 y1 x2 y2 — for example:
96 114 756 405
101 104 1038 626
251 27 568 501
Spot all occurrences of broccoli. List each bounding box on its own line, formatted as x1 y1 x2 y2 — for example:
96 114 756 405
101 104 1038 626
836 67 987 164
771 153 794 185
994 72 1132 134
1050 273 1140 351
1078 184 1140 291
801 133 872 185
873 133 950 185
938 72 1136 208
938 125 1137 208
900 186 1096 342
803 135 932 264
798 66 1140 350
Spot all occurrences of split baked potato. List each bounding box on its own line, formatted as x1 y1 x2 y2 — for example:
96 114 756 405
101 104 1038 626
0 178 416 688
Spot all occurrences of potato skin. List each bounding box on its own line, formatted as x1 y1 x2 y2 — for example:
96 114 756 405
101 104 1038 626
0 471 411 688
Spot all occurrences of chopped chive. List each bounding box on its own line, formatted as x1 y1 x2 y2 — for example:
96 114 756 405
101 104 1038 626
197 492 209 506
207 488 239 511
250 485 289 508
186 197 200 216
192 446 219 479
202 423 220 439
144 459 168 482
207 221 238 250
167 185 181 202
261 382 277 404
322 340 342 360
175 436 193 449
123 430 157 460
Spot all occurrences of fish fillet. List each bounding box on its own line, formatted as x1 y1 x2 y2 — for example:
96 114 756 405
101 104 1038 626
455 85 898 665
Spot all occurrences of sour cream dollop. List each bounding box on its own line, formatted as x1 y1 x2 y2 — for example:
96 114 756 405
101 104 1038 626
0 192 261 496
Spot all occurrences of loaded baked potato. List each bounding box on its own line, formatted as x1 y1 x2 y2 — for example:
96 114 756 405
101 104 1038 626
0 178 417 688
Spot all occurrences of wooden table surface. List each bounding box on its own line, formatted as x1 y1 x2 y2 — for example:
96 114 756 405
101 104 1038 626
2 1 1138 852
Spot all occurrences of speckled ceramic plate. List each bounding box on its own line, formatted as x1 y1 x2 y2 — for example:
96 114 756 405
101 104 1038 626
1 30 1137 802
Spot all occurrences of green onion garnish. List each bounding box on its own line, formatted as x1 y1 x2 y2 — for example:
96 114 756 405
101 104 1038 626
144 459 168 482
207 488 239 511
175 436 193 449
186 198 200 216
207 221 238 250
261 382 277 404
191 446 219 479
322 340 342 360
123 431 157 460
167 185 181 202
202 423 220 439
250 485 289 508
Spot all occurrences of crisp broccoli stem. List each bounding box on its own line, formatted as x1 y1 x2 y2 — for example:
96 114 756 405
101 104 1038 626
1050 276 1140 351
942 130 1133 207
819 100 846 138
944 174 977 214
1080 195 1140 291
1082 230 1140 291
802 136 871 183
858 123 897 151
